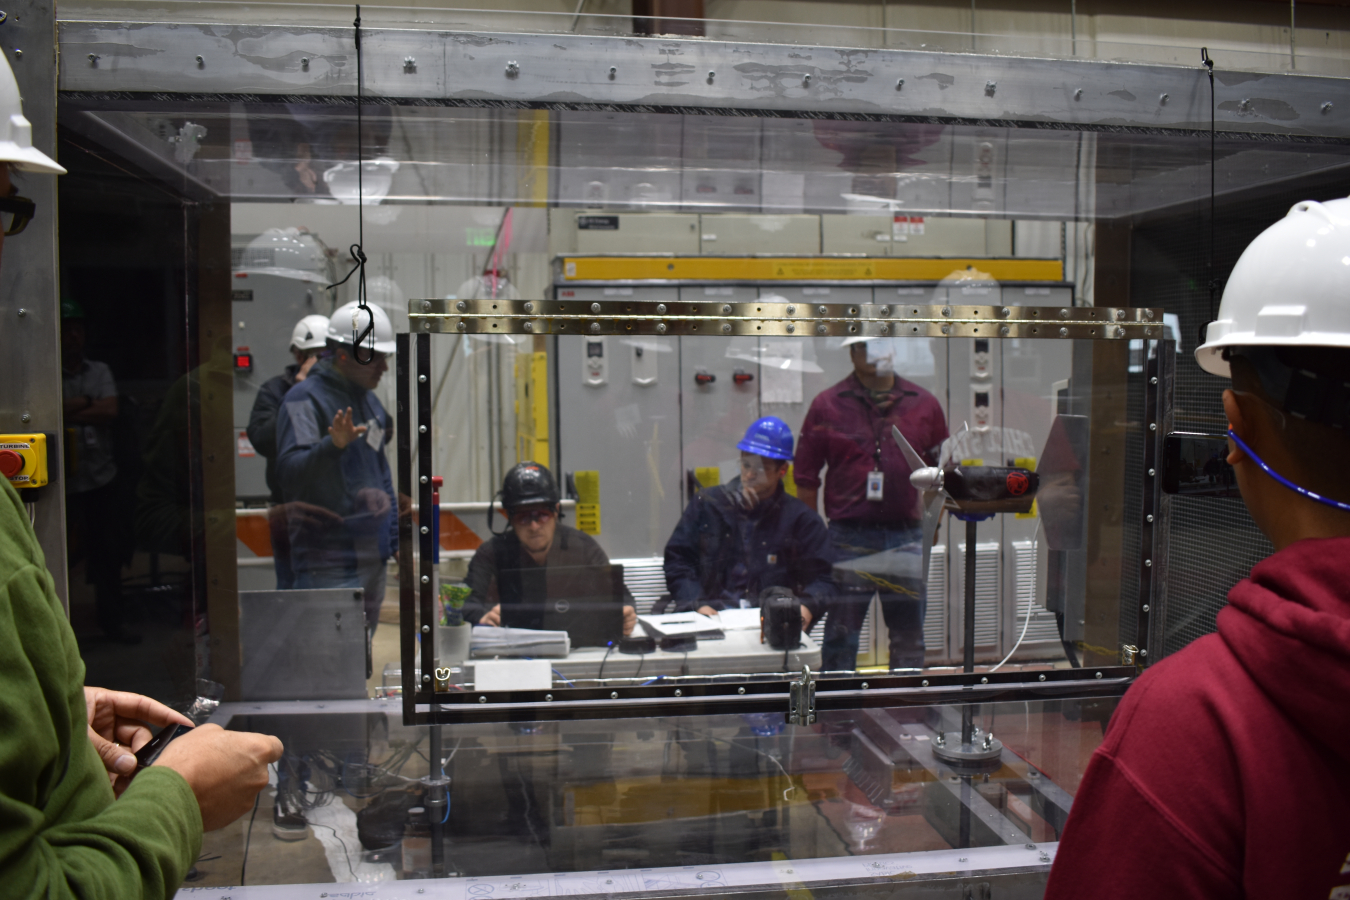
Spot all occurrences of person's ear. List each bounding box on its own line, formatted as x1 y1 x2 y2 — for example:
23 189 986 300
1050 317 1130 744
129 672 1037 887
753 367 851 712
1223 388 1249 466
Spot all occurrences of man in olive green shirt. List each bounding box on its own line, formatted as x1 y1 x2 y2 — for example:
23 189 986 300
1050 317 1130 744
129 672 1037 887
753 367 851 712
0 67 283 897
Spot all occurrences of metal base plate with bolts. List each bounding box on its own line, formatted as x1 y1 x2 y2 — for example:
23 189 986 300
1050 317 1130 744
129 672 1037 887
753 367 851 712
932 731 1004 768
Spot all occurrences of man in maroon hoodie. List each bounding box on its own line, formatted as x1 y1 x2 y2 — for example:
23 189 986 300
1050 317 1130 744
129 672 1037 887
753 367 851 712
1046 196 1350 898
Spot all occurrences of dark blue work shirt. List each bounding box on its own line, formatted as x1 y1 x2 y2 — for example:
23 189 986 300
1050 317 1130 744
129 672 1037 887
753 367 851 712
663 478 833 618
274 358 397 573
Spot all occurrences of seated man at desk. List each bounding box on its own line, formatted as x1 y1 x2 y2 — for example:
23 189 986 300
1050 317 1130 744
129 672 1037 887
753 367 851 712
665 417 833 630
464 462 636 635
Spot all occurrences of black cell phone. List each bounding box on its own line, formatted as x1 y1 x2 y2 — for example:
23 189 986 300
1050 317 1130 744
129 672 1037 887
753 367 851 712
134 722 193 771
1162 432 1241 498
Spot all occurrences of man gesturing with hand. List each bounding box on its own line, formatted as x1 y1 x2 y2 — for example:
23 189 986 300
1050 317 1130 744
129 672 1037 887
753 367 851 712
274 301 405 635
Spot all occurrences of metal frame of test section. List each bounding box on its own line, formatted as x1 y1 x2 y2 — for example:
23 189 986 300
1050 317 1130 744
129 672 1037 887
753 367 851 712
397 304 1176 728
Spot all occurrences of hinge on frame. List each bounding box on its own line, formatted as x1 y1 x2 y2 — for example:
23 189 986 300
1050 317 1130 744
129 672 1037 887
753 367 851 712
787 665 816 726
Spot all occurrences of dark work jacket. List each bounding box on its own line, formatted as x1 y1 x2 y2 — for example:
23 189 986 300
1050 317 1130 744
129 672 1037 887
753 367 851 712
274 358 397 572
463 524 632 627
664 478 833 618
246 364 300 502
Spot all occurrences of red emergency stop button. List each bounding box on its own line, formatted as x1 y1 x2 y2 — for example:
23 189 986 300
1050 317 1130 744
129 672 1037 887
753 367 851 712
0 450 24 479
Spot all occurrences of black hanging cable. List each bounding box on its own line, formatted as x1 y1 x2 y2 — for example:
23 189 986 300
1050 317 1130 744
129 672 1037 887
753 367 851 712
326 4 376 365
1200 47 1217 346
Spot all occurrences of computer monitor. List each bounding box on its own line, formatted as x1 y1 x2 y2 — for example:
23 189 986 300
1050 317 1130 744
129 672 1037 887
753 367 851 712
497 563 625 648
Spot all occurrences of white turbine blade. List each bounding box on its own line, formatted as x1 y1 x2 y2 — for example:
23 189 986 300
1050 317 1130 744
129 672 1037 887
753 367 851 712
891 424 926 473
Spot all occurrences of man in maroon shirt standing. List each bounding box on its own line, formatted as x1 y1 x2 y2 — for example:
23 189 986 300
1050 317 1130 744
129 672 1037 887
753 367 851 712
1046 197 1350 898
795 338 948 670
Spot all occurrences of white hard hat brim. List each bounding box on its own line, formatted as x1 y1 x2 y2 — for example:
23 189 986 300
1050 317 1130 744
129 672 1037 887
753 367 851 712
234 266 330 285
1195 329 1350 379
0 141 65 175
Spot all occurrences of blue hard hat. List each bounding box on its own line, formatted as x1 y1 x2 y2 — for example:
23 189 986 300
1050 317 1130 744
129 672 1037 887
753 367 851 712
737 416 794 461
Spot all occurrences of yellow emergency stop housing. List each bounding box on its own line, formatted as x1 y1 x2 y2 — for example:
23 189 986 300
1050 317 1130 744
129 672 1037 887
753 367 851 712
0 433 49 488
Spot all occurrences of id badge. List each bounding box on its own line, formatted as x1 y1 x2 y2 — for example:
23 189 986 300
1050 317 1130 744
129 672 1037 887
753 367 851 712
866 469 884 501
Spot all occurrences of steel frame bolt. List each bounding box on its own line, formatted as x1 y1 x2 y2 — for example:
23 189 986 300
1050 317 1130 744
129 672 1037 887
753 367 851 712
1074 88 1082 99
802 73 812 86
505 61 519 77
656 322 667 334
999 325 1010 336
16 308 25 317
195 55 204 66
456 300 467 312
1146 514 1155 523
420 475 429 483
590 302 601 313
738 686 746 694
896 78 904 89
404 56 416 70
421 625 430 633
88 53 99 65
817 305 828 315
419 424 427 433
1159 92 1169 103
1323 102 1334 113
423 675 430 682
608 66 616 78
1038 674 1046 681
785 323 795 333
1145 559 1153 567
301 57 309 68
456 321 466 332
1141 649 1148 657
421 526 429 534
655 303 667 314
707 70 715 82
1059 326 1069 337
985 80 996 94
20 413 30 423
786 305 796 315
722 322 732 334
1095 671 1103 679
816 324 827 335
421 575 430 583
589 322 601 333
721 304 732 314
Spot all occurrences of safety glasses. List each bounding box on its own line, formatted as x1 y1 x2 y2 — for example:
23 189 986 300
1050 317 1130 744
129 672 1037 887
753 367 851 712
0 195 36 236
509 507 556 527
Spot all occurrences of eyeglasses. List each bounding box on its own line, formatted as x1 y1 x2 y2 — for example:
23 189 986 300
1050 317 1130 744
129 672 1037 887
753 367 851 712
0 195 35 237
510 507 556 526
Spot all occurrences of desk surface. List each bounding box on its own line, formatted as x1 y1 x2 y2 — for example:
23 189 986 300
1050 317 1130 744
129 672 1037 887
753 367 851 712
549 622 820 679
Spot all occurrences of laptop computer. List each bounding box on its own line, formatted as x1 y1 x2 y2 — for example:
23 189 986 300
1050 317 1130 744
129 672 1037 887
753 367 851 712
498 563 625 649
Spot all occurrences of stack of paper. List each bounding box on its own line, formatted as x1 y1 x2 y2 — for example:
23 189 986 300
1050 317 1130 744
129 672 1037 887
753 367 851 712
471 626 571 659
637 612 726 641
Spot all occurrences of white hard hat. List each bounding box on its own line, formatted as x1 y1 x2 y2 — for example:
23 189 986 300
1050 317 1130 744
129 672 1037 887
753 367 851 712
328 300 397 355
1197 195 1350 378
0 54 63 174
236 228 329 284
289 314 330 351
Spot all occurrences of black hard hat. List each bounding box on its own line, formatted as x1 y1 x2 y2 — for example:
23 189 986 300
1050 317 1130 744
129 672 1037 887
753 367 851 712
501 462 560 511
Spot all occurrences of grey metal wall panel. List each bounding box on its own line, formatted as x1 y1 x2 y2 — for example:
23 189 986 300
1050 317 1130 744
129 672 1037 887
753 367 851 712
58 23 1350 140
